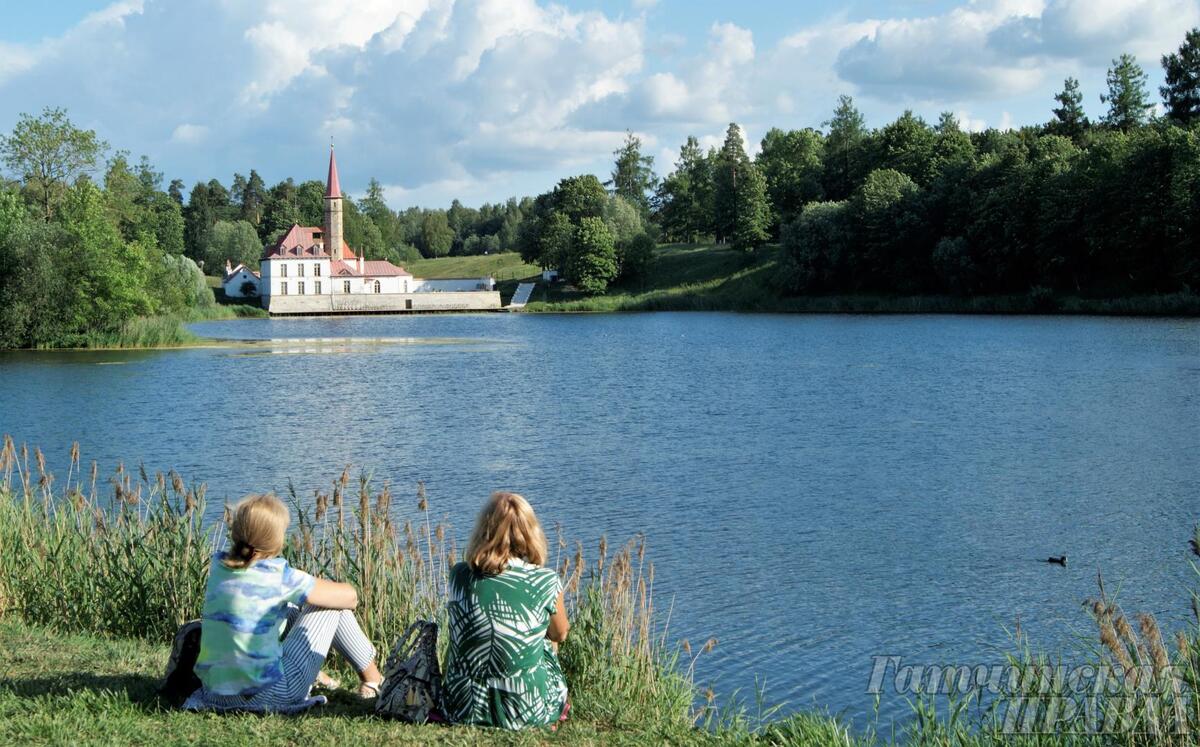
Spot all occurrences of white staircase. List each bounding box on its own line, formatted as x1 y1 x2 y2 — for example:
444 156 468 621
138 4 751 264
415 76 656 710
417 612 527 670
507 282 535 310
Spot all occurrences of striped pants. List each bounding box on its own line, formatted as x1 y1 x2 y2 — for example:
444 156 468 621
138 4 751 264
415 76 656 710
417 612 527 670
199 604 376 710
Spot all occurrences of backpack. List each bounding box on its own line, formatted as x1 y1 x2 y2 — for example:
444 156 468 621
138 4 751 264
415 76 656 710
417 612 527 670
160 619 203 704
375 620 444 723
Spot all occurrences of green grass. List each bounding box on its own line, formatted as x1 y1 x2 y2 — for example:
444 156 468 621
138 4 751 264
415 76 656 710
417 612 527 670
73 304 267 349
522 243 1200 316
406 253 542 282
0 438 854 745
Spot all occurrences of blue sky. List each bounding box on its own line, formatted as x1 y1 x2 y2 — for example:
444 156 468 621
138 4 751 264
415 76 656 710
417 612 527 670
0 1 1192 209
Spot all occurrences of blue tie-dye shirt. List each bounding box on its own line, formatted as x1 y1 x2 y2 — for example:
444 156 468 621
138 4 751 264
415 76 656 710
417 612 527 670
195 552 316 696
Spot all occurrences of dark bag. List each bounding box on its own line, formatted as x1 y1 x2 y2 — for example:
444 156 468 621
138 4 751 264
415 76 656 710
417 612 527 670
160 620 203 704
375 620 444 723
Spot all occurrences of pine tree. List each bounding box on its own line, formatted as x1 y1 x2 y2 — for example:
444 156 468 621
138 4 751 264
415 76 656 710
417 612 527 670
1050 77 1089 139
1101 54 1153 131
1161 28 1200 125
822 95 868 200
713 123 769 251
610 130 656 215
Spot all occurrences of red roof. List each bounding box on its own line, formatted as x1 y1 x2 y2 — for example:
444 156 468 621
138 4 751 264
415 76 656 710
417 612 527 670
263 224 357 260
330 260 411 277
326 146 341 199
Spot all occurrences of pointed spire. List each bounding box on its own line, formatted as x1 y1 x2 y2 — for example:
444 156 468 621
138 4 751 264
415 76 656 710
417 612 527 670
325 143 341 199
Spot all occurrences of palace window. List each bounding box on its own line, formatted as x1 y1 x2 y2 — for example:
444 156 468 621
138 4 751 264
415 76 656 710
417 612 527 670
298 264 305 277
298 282 305 295
314 264 322 277
343 280 351 294
374 280 381 293
280 282 288 295
280 264 288 278
315 281 322 295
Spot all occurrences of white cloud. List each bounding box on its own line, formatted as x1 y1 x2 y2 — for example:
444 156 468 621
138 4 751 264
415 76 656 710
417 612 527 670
170 124 209 144
0 0 1190 206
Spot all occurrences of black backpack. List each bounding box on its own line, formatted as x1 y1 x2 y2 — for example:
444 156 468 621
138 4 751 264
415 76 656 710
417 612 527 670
375 621 444 723
160 620 203 704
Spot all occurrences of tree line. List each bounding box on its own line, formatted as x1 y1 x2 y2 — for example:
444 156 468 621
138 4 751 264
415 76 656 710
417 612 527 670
644 32 1200 297
2 29 1198 347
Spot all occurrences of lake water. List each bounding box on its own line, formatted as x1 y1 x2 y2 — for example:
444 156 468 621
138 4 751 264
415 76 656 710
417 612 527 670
2 312 1198 726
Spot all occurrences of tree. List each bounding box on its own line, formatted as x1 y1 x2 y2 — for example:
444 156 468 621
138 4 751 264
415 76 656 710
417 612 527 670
713 123 769 250
0 107 108 221
653 136 713 242
822 95 868 200
239 170 267 226
779 201 851 292
874 111 937 186
418 211 454 257
1161 28 1200 125
1050 77 1089 140
756 128 824 232
851 169 923 290
603 194 644 248
1102 54 1153 131
205 220 262 272
618 232 656 283
168 179 185 206
554 174 608 224
567 216 617 293
610 130 656 214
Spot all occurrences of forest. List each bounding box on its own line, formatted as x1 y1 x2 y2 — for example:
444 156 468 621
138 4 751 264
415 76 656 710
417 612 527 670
0 29 1198 347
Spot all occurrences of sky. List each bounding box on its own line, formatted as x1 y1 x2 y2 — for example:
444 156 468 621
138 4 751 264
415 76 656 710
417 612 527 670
0 0 1194 209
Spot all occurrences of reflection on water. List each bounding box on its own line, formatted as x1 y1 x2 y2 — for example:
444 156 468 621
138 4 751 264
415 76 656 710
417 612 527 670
1 312 1198 728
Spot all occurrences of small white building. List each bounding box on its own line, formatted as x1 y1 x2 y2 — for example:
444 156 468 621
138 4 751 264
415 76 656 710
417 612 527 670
221 262 261 298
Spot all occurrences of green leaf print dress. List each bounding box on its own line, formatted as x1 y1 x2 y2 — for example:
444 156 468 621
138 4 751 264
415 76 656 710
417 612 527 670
444 558 568 729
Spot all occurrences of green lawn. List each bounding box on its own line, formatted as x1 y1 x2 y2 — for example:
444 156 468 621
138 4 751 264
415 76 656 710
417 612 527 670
0 619 722 746
405 253 542 282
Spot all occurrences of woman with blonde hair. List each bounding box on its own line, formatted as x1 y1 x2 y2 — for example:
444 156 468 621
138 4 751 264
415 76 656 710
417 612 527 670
185 493 383 712
444 491 570 729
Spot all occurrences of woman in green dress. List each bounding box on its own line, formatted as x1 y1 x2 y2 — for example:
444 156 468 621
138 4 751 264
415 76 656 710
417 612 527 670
444 491 570 729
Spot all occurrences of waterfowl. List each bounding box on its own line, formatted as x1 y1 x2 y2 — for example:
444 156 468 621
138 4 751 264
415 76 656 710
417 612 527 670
1046 555 1067 566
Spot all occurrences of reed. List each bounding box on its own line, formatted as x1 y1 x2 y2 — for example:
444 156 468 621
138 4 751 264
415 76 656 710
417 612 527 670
0 436 701 731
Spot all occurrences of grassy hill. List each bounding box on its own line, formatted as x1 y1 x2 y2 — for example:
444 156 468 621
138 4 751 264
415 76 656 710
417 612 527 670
405 253 541 282
204 246 1200 316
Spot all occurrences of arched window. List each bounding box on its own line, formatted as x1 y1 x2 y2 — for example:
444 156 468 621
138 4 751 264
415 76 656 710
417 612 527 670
374 280 381 294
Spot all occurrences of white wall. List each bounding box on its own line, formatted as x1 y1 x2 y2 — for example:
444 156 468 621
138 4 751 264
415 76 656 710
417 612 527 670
261 259 332 297
222 269 260 298
331 275 408 294
412 277 493 292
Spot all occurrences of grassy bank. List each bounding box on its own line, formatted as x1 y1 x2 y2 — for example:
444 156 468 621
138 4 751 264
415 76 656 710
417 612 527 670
0 437 855 745
3 437 1200 745
72 304 267 350
521 244 1200 316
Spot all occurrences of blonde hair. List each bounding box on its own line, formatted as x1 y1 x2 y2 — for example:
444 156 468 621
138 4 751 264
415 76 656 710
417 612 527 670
223 493 290 570
466 492 548 575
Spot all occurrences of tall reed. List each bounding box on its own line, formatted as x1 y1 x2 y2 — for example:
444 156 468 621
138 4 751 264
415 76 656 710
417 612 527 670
0 436 700 729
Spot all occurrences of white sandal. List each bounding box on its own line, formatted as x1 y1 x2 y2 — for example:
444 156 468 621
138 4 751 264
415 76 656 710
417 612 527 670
315 671 341 690
358 680 382 699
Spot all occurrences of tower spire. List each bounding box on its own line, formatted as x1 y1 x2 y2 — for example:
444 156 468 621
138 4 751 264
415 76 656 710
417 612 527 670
324 145 344 259
325 143 341 199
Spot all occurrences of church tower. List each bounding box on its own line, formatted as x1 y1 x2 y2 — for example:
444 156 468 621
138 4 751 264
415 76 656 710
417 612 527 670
324 145 344 259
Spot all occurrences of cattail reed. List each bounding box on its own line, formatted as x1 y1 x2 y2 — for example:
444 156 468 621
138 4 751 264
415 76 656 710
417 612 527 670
1 436 705 736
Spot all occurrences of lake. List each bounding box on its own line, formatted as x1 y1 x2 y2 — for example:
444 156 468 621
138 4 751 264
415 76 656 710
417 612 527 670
2 312 1198 726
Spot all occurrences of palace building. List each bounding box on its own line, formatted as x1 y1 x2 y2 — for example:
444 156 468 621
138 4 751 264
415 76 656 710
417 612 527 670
222 147 501 315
